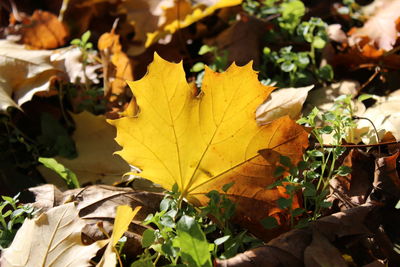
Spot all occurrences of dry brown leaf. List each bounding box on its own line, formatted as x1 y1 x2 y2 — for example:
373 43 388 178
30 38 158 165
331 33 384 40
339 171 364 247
348 0 400 51
0 40 64 111
29 184 163 259
328 149 375 211
98 29 134 100
215 205 374 267
38 111 130 188
0 203 106 267
204 15 268 67
20 10 69 49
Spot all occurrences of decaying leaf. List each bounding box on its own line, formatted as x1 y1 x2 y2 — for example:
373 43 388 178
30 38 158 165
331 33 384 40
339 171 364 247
328 149 375 211
109 54 308 239
348 0 400 51
38 111 131 188
51 46 101 85
256 85 313 125
354 89 400 144
0 202 106 267
204 15 268 67
29 184 163 259
98 28 134 100
0 40 63 111
97 205 142 267
20 10 69 49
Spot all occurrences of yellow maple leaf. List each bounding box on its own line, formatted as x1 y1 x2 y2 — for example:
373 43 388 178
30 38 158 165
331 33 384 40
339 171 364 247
109 53 308 221
145 0 243 47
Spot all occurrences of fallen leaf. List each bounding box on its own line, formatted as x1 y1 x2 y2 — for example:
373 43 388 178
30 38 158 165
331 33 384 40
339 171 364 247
327 24 348 43
50 46 101 85
0 203 106 267
38 111 131 188
355 89 400 144
20 10 69 49
348 0 400 51
215 205 374 267
256 85 313 125
0 40 63 111
328 149 375 211
97 205 142 267
109 54 308 239
29 184 163 258
204 15 268 67
118 0 242 55
146 0 243 47
372 151 400 204
98 29 134 100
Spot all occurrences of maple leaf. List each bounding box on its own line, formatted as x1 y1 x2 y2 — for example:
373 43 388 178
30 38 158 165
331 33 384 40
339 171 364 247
109 54 308 238
20 10 69 49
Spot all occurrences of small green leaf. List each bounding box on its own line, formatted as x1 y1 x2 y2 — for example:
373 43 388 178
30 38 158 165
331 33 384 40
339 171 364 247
312 36 326 49
358 94 373 102
277 197 292 209
198 45 215 55
273 166 286 177
38 157 80 189
160 216 175 228
280 156 292 167
142 229 156 248
320 201 332 208
222 182 235 193
281 61 295 72
320 125 333 134
261 216 278 229
214 235 230 246
308 150 324 157
191 62 205 72
336 166 352 176
176 215 212 267
160 198 171 211
81 31 91 45
292 208 305 217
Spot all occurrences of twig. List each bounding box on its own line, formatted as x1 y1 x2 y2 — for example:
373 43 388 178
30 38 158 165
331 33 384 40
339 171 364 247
315 140 400 149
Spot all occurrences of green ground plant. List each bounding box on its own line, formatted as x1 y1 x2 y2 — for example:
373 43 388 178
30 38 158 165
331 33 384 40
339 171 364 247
131 184 261 267
244 0 333 87
0 193 37 249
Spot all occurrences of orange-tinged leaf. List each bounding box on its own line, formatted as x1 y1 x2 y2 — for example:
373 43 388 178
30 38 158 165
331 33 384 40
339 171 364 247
21 10 69 49
98 30 134 100
109 54 308 238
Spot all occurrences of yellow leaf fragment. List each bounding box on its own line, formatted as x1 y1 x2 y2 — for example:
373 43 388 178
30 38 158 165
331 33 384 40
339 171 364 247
97 205 142 267
146 0 243 47
109 53 309 222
